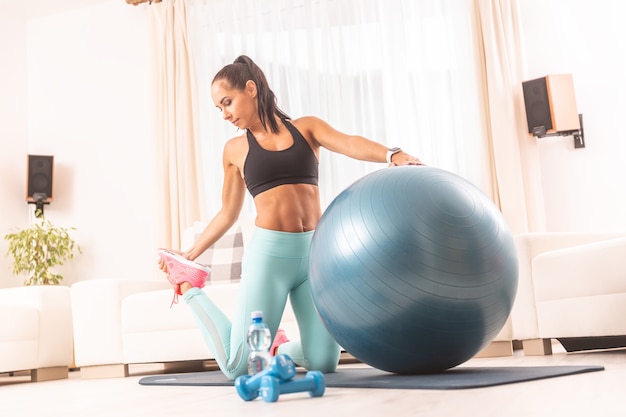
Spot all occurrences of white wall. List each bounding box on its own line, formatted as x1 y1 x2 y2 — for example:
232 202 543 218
519 0 626 232
0 0 159 288
0 15 29 285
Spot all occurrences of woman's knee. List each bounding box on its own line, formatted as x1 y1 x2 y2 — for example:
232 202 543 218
305 343 341 373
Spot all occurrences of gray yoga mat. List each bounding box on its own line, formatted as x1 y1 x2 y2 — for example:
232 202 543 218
138 365 604 390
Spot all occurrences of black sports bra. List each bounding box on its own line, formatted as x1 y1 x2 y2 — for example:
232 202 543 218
243 119 319 198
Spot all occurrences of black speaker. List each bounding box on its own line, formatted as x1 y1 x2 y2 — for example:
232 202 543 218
26 155 54 203
522 74 580 136
522 77 552 134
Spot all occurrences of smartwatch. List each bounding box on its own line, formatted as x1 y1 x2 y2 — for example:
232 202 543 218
386 147 402 163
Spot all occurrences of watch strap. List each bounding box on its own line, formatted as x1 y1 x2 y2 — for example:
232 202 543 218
386 147 402 163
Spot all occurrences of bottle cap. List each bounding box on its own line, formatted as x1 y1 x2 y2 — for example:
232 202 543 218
251 310 263 320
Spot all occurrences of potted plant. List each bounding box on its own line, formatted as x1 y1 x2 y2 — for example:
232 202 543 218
4 217 81 286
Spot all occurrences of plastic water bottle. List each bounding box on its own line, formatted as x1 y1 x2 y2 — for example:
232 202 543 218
246 310 272 375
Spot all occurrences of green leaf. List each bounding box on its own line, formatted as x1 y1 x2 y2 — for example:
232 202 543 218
4 216 81 286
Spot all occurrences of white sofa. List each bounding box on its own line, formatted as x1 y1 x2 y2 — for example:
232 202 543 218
73 229 626 374
71 219 303 378
122 282 301 363
531 235 626 352
510 232 626 355
70 279 173 378
70 219 519 378
74 278 512 378
0 285 74 382
71 278 300 378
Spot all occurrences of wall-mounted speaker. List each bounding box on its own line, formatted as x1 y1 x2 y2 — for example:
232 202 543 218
522 74 580 136
26 155 54 203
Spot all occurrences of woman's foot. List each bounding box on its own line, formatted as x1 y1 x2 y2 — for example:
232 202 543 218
270 329 290 356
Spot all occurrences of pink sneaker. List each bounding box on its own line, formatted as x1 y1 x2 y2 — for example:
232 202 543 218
270 329 290 356
158 250 210 307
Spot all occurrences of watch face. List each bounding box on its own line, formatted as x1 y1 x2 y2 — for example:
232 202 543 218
389 147 401 153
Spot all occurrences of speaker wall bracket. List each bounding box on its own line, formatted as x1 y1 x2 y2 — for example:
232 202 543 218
28 192 49 218
533 113 585 149
573 113 585 148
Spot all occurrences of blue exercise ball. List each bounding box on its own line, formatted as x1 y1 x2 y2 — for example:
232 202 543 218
309 166 518 374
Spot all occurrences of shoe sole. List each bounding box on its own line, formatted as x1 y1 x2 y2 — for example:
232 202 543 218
158 250 211 274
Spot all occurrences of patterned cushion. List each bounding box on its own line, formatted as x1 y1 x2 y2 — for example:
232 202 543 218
194 226 244 284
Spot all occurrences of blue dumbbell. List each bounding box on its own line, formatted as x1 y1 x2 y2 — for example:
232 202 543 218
235 354 297 401
258 371 325 403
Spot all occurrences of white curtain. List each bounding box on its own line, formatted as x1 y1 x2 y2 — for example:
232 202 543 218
476 0 545 233
150 0 207 249
187 0 493 219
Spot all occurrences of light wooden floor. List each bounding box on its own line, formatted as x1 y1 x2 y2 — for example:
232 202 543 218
1 343 625 417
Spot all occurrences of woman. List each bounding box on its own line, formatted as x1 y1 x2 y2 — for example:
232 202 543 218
159 55 423 380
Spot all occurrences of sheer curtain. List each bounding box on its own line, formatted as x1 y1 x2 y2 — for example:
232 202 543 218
187 0 492 220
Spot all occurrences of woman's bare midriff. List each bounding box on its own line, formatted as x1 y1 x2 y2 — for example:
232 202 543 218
253 184 322 232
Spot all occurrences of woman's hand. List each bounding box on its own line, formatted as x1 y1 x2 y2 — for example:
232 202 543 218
389 151 425 167
157 248 185 273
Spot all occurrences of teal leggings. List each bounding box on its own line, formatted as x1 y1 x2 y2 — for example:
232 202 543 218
183 227 340 380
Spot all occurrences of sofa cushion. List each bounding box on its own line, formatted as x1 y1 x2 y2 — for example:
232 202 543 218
194 226 244 284
0 286 73 377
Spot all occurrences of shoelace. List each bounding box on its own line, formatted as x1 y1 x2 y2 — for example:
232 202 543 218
169 278 182 308
170 291 178 308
